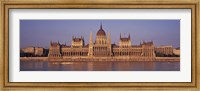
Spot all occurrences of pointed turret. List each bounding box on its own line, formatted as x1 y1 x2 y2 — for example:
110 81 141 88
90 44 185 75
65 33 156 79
100 22 102 29
50 40 52 46
82 36 85 46
72 35 74 40
107 31 112 56
89 32 93 45
88 32 93 57
107 31 111 44
143 40 146 44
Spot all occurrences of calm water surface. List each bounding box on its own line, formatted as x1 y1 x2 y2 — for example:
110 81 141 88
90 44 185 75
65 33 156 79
20 61 180 71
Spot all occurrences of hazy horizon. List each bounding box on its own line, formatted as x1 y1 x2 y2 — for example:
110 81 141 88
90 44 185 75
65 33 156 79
20 20 180 49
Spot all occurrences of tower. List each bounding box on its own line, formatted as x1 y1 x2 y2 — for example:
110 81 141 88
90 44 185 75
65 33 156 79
107 32 112 56
95 23 107 45
88 32 93 57
48 41 62 58
107 32 111 44
128 33 131 46
71 35 84 47
119 33 131 47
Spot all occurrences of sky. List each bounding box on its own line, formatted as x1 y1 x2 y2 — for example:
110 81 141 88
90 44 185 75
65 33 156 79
20 20 180 48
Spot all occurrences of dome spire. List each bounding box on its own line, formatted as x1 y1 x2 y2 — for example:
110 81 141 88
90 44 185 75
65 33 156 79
100 22 103 29
96 22 106 36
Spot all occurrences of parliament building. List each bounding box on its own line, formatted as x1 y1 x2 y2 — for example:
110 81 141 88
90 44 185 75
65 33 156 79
48 24 174 59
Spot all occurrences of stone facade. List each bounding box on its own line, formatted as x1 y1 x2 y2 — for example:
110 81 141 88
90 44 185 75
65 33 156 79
34 47 44 56
21 47 35 54
21 47 45 57
155 46 173 55
48 41 62 58
173 48 180 56
48 24 174 58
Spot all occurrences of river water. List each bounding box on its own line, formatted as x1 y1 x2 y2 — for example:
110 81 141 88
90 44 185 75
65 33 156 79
20 61 180 71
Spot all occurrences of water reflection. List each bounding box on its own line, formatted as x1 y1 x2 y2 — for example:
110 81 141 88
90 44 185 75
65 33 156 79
20 61 180 71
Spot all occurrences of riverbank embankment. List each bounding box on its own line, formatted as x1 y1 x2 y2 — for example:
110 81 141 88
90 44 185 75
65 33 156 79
20 57 180 62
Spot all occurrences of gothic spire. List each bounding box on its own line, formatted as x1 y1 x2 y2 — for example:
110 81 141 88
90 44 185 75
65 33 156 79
143 40 145 44
89 32 93 45
120 33 121 39
50 40 52 45
107 31 111 45
100 22 102 29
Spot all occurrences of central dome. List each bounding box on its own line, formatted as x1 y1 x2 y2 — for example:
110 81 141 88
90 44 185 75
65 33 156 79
96 24 106 36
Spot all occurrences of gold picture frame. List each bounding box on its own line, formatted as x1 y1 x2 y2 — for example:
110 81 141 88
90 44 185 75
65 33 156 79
0 0 199 91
